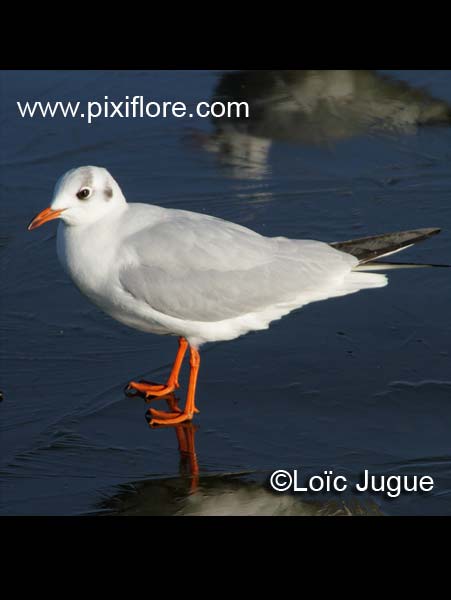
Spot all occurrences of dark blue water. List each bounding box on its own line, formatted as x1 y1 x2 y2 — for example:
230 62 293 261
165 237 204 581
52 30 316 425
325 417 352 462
1 70 450 515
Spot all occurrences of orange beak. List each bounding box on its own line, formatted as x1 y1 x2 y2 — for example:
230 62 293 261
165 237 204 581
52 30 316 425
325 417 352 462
28 207 65 231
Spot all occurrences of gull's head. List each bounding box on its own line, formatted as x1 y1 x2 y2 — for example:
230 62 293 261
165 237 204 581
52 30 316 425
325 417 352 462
28 166 126 230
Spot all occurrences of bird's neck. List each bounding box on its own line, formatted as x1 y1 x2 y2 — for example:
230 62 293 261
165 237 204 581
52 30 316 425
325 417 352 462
56 206 126 296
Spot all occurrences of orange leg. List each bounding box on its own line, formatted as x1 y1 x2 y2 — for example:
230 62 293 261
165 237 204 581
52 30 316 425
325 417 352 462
127 337 188 398
149 346 200 426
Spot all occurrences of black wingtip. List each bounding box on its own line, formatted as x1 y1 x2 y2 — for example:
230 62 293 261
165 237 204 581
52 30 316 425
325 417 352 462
331 227 443 264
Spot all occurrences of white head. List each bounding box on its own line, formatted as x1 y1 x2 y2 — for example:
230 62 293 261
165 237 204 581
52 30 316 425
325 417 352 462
28 166 127 230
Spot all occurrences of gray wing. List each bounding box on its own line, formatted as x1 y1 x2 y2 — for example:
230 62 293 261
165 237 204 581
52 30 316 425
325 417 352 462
119 211 356 322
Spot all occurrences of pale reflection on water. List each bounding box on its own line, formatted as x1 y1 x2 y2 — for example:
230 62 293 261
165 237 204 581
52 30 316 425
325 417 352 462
99 409 382 516
196 70 451 179
101 474 383 516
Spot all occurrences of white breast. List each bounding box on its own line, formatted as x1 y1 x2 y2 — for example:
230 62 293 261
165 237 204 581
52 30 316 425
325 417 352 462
56 219 172 336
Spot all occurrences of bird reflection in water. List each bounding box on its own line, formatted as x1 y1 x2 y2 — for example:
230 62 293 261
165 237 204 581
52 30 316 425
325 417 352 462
126 385 200 491
193 70 451 179
172 421 199 492
116 387 382 516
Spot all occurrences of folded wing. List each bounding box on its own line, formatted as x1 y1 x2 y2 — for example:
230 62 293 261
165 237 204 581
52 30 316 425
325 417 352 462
119 210 357 322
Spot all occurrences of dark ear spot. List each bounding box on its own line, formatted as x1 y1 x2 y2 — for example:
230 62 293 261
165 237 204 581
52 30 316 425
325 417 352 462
105 186 113 200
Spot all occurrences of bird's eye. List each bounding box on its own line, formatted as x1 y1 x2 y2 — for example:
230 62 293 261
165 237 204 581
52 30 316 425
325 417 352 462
77 188 92 200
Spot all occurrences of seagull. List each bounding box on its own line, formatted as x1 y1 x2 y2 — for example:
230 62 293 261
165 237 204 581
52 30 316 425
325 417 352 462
28 166 441 425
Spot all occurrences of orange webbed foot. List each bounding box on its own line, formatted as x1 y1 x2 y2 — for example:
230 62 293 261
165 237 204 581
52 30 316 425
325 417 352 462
147 404 199 424
147 403 199 426
125 380 179 399
144 395 198 425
